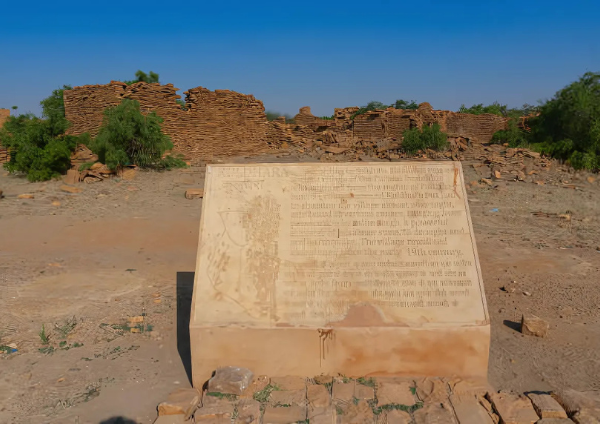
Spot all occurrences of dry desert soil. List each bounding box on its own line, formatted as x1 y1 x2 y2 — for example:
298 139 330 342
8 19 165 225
0 153 599 423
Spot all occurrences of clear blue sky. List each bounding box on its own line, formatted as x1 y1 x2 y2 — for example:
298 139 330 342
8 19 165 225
1 0 598 117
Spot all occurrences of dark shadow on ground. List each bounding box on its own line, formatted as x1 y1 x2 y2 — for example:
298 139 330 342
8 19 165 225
177 271 195 385
503 319 522 332
99 417 137 424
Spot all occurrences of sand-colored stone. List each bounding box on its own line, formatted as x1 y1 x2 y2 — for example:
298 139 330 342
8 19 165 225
338 399 373 424
17 194 34 199
64 169 80 185
332 382 355 402
377 380 416 407
449 392 497 424
270 376 306 391
207 366 253 395
190 162 490 386
235 398 261 424
413 401 458 423
536 419 575 424
415 377 448 402
60 185 83 194
382 409 412 424
354 384 375 400
527 393 568 418
307 384 331 408
185 188 204 199
240 375 270 399
157 388 201 419
489 392 539 424
308 406 336 424
269 389 306 406
262 405 307 423
521 315 549 337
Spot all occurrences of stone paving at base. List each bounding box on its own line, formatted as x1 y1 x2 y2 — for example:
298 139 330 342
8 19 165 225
154 368 599 424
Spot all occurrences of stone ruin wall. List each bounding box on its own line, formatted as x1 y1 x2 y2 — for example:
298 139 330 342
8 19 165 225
0 109 10 163
63 82 270 164
63 82 509 163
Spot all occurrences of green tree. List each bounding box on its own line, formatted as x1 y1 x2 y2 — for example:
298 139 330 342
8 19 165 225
351 101 390 119
1 85 87 182
90 99 185 170
124 70 160 85
401 124 448 154
394 99 418 110
458 102 507 116
11 106 17 110
529 72 600 169
265 111 294 123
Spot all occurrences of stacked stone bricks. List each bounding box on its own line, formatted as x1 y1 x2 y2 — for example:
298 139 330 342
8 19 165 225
63 82 269 165
0 109 10 163
63 82 509 164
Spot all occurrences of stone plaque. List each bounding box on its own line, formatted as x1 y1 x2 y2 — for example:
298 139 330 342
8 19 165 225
191 162 490 385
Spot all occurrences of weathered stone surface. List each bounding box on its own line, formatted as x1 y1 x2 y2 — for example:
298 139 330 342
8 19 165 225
571 410 600 424
60 185 83 194
194 402 233 424
535 419 576 424
17 194 34 199
383 409 412 424
314 375 333 385
489 392 539 424
154 414 186 424
270 376 306 391
448 378 493 396
354 384 375 400
157 388 201 419
64 169 80 185
415 377 448 402
185 188 204 199
332 382 355 402
308 406 336 424
269 389 306 407
449 392 497 424
235 398 261 424
527 393 568 418
207 366 253 395
307 384 331 408
553 389 600 417
338 399 373 424
521 315 549 337
190 162 490 386
262 405 307 423
377 380 415 407
240 375 270 399
413 401 458 423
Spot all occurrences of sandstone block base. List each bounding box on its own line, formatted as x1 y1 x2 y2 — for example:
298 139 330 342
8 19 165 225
190 324 490 389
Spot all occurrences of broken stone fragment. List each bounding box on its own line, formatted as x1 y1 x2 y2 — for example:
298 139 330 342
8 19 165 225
17 193 34 199
262 405 307 423
488 392 539 424
521 315 549 337
185 188 204 199
527 393 568 418
207 366 253 396
535 418 576 423
376 379 416 407
157 387 201 419
60 185 83 194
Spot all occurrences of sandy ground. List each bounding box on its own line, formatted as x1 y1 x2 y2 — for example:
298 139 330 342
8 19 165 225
0 153 599 423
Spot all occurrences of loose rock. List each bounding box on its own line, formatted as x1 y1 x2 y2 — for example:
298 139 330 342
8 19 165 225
157 388 201 419
185 188 204 199
207 366 253 396
527 393 568 418
521 315 549 337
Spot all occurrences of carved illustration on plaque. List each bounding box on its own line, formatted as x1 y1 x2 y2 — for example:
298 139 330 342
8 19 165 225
241 196 282 319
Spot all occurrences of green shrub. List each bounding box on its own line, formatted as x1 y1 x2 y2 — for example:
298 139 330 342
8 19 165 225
528 72 600 170
1 86 88 182
458 102 507 116
351 101 389 119
124 70 159 85
393 99 418 110
90 99 185 170
490 120 530 147
401 124 448 154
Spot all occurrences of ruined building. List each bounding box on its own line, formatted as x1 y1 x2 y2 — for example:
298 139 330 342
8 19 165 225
0 109 10 164
62 82 509 164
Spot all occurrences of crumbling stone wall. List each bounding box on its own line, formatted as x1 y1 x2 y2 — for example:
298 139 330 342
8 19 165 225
63 83 508 163
0 109 10 163
64 82 269 164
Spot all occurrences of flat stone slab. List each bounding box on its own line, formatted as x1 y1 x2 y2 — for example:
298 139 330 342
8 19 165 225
190 162 490 386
